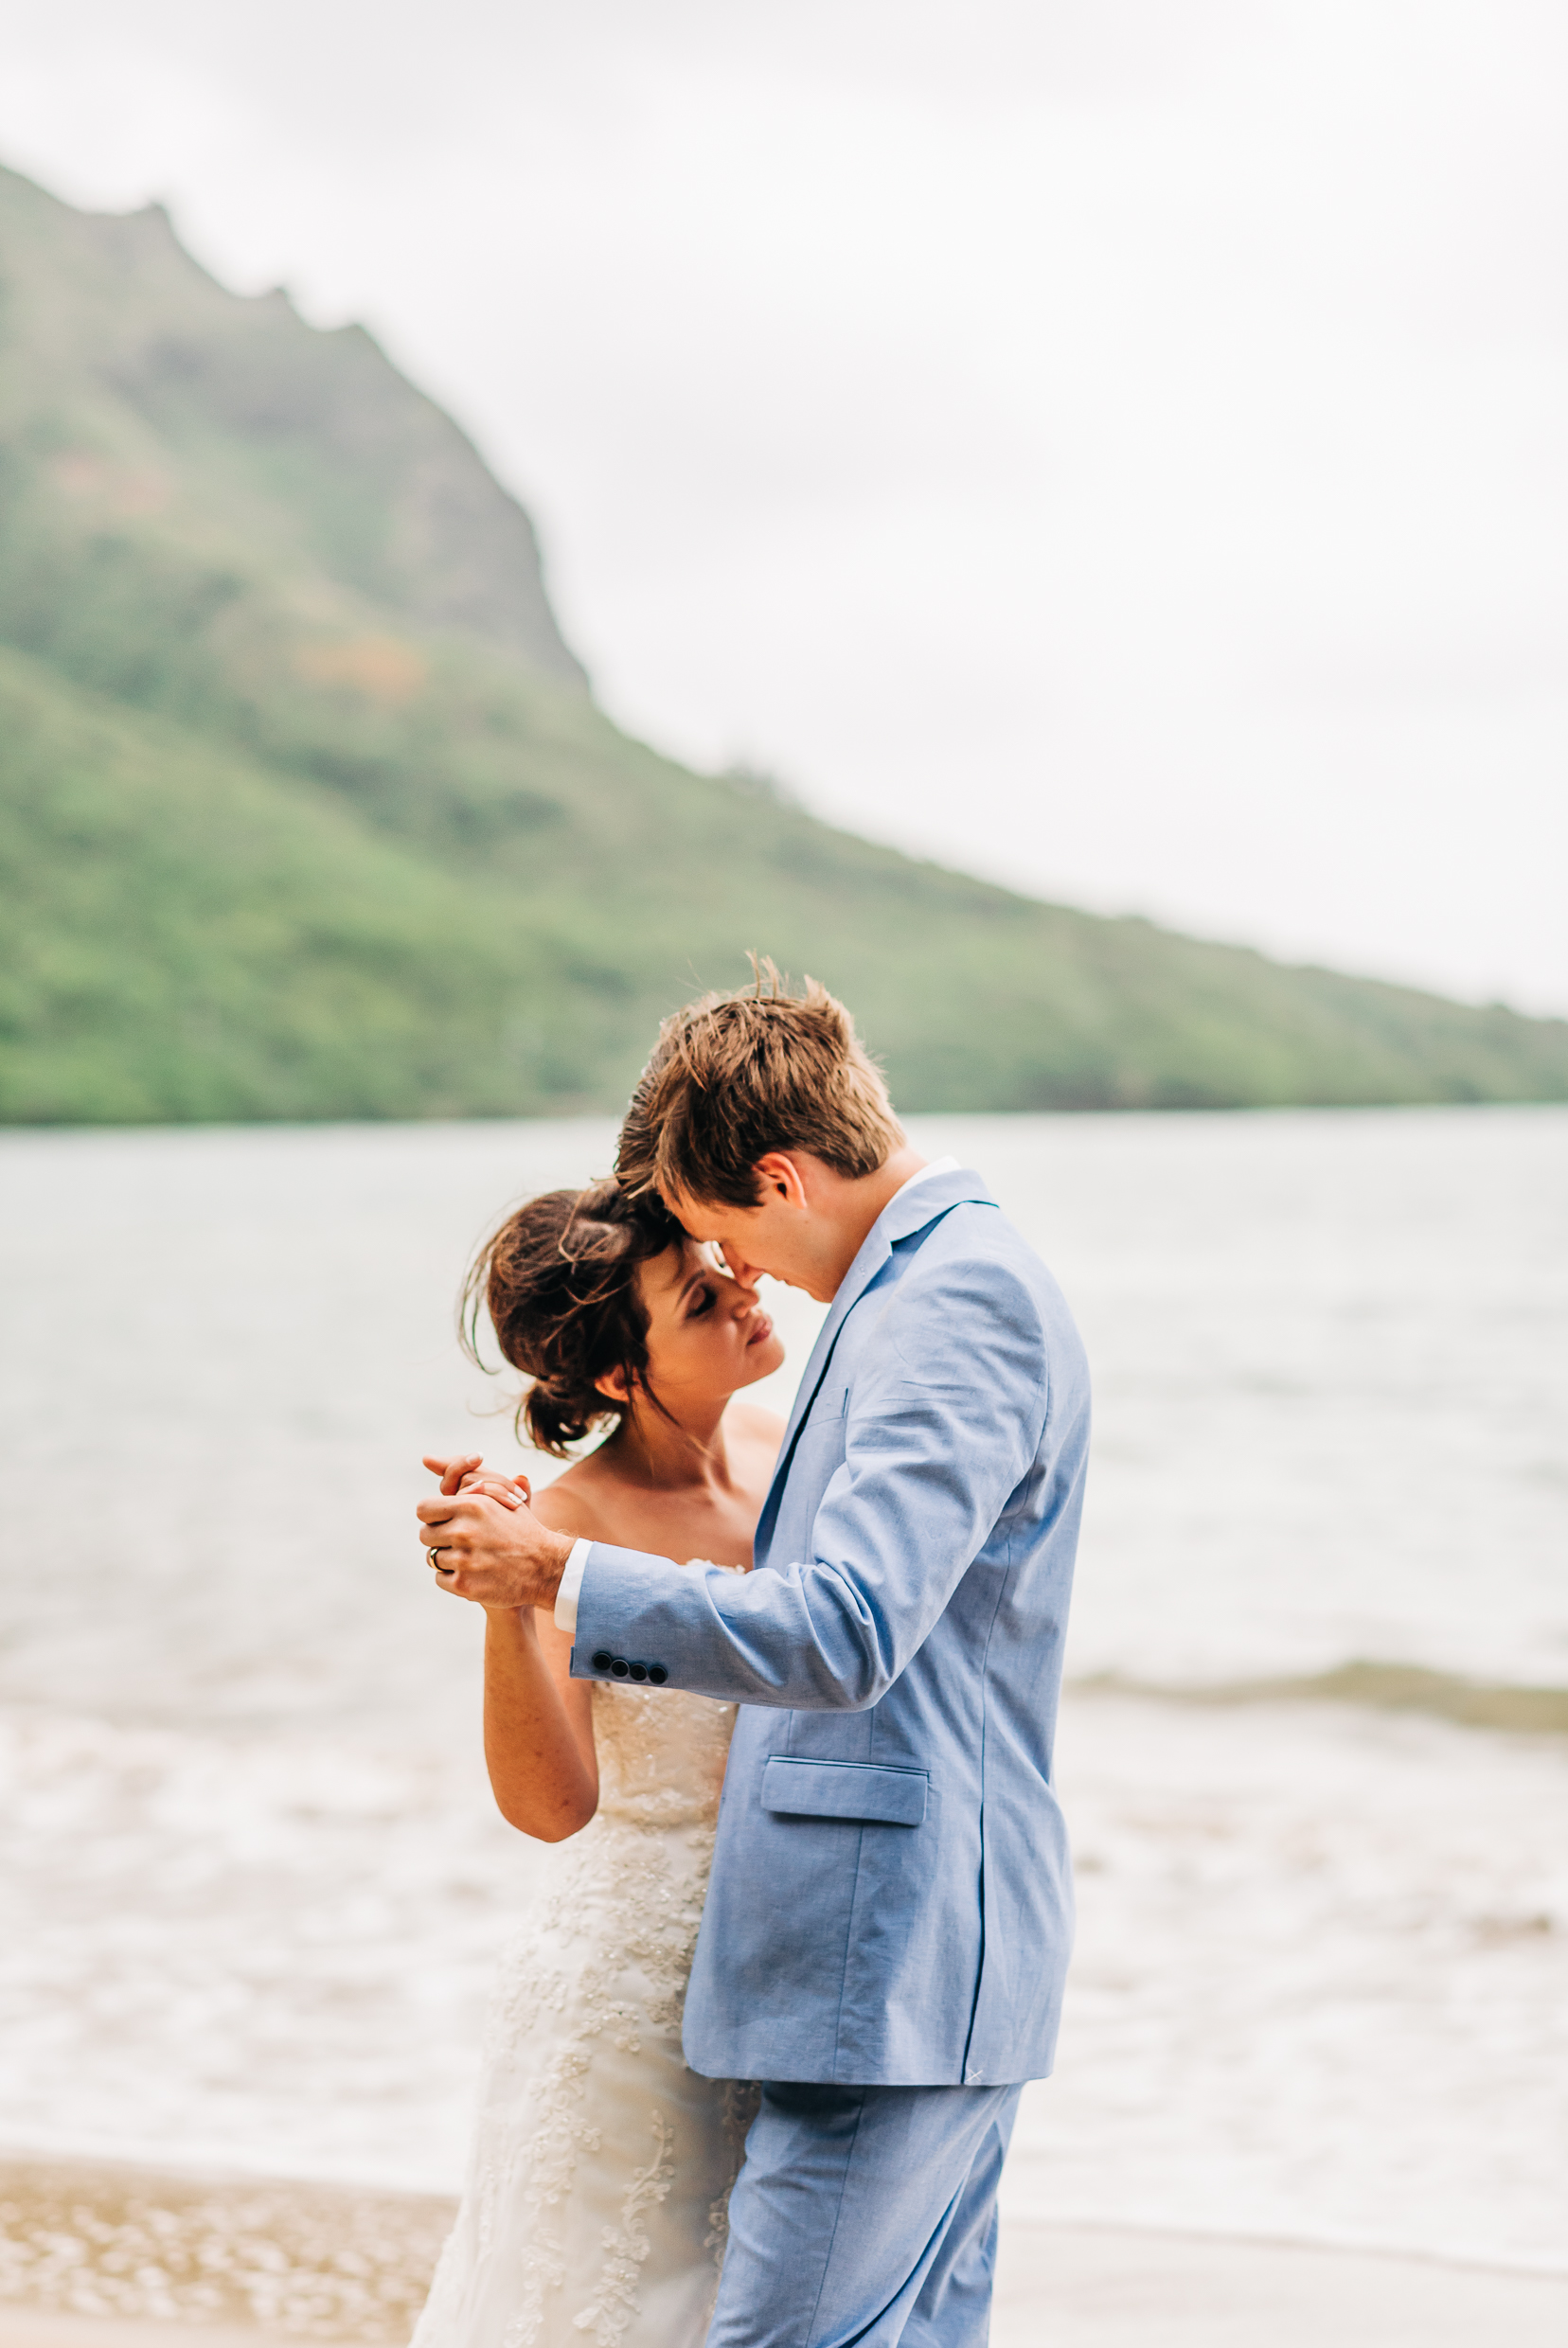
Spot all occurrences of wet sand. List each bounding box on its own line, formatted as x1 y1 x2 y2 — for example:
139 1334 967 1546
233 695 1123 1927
995 2223 1568 2344
3 2230 1567 2348
0 2163 447 2343
3 2157 1566 2348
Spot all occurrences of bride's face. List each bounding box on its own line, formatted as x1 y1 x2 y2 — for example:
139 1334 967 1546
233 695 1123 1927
633 1239 786 1410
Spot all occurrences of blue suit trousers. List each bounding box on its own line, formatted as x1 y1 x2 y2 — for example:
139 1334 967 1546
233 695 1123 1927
709 2080 1023 2348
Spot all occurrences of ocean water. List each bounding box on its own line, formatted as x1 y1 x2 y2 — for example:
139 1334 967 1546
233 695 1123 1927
1 1109 1565 2271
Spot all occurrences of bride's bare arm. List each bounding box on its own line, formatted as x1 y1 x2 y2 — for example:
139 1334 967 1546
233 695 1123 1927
477 1481 600 1842
481 1609 597 1841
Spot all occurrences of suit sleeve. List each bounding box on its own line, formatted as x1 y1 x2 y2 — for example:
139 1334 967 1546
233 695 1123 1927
569 1254 1050 1709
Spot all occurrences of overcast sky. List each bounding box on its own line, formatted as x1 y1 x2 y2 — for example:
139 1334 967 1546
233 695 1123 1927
4 0 1565 1010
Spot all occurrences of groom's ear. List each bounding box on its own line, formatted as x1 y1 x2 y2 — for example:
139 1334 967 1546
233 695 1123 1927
595 1366 633 1404
751 1153 811 1211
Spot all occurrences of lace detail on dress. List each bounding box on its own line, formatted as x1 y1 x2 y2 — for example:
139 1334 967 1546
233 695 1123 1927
592 1676 738 1830
411 1565 752 2348
571 2110 675 2343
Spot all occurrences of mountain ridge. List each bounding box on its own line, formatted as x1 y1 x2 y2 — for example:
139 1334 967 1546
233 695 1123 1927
3 158 1565 1122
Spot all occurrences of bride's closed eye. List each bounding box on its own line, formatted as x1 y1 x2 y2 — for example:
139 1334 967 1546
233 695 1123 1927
686 1283 717 1320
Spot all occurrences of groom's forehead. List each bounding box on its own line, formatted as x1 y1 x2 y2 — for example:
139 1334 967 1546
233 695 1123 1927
666 1187 755 1239
667 1189 725 1237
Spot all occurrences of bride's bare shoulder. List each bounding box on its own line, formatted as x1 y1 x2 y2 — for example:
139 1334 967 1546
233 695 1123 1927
529 1455 620 1544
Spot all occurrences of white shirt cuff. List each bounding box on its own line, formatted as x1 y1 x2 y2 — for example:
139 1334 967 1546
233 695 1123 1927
554 1538 592 1634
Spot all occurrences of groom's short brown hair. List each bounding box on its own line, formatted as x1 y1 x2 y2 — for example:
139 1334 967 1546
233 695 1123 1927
616 961 904 1210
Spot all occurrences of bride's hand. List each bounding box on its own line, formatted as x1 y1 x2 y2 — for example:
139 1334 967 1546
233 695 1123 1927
422 1451 532 1507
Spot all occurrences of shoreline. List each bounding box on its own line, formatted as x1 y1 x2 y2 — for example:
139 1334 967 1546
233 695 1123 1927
1071 1661 1568 1737
5 2148 1565 2289
3 2156 1567 2348
5 2153 1568 2335
6 1694 1562 2286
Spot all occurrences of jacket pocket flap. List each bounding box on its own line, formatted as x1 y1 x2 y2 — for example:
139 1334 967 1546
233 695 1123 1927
760 1756 928 1826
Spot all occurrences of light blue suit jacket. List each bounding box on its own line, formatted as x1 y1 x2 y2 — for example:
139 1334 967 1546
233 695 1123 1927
570 1166 1090 2087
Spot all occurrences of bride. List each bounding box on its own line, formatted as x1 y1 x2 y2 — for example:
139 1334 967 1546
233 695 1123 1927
411 1177 786 2348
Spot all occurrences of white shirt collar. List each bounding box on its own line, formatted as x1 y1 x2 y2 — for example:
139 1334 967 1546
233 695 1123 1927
888 1153 960 1204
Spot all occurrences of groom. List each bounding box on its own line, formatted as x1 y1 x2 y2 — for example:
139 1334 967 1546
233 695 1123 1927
418 970 1091 2348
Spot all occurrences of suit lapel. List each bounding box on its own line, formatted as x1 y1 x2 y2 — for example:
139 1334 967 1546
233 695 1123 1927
751 1233 889 1559
753 1167 993 1558
774 1233 885 1456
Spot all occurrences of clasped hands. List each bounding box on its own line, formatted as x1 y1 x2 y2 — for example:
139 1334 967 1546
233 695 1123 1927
418 1452 577 1610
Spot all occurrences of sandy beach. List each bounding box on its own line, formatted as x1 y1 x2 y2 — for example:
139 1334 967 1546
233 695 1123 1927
4 2156 1568 2348
5 2218 1568 2348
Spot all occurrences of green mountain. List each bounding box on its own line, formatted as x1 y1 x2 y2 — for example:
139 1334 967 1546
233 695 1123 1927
3 159 1565 1122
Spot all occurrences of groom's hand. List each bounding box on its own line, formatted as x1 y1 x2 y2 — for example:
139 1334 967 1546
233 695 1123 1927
416 1472 574 1610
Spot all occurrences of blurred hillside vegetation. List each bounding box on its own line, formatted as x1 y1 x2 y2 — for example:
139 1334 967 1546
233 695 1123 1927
3 160 1566 1122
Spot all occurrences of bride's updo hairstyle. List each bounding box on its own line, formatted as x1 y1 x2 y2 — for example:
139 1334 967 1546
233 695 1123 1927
462 1179 685 1456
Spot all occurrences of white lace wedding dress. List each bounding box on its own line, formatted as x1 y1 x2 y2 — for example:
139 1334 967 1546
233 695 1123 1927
412 1599 756 2348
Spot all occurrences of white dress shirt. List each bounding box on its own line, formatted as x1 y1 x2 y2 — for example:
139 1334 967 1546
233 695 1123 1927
553 1157 960 1632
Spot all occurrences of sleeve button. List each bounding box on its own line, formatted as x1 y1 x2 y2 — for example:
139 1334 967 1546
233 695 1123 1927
628 1662 649 1682
591 1650 614 1672
647 1664 668 1685
610 1658 631 1678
